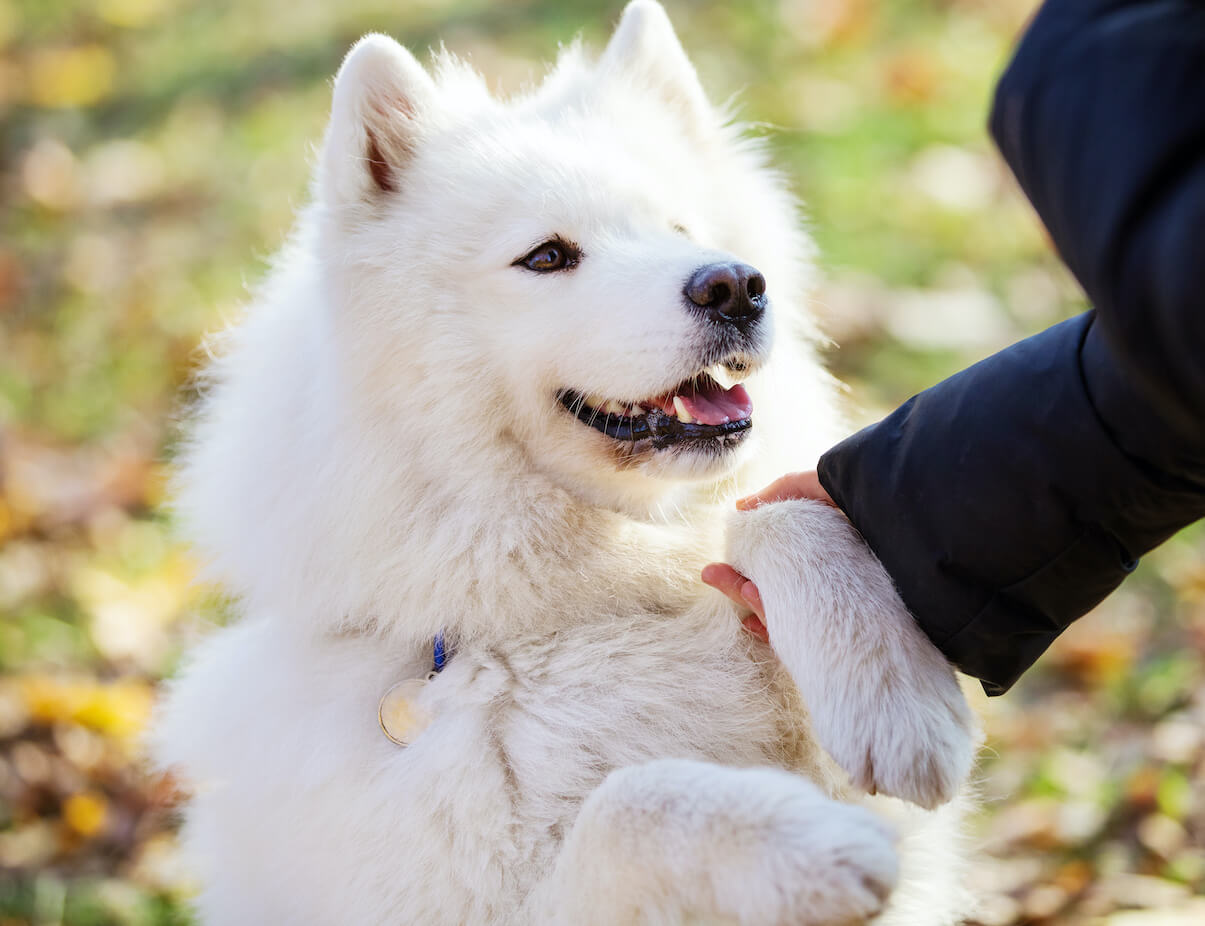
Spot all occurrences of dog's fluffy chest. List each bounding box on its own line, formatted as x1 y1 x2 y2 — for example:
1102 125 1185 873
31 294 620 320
239 610 818 789
426 616 814 778
157 611 830 922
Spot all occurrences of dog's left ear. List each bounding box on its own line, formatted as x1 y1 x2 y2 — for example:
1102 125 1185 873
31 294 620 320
598 1 713 131
320 34 436 207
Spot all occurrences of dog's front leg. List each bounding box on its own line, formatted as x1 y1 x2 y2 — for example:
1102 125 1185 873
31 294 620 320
532 759 897 926
726 500 978 809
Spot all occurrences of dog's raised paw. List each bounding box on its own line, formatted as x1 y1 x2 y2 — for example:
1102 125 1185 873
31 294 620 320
725 500 978 809
556 760 899 926
816 637 976 810
747 790 899 926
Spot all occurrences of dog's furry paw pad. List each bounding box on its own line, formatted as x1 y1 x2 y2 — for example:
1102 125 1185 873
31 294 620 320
565 761 898 926
761 799 898 926
820 643 976 810
725 500 978 809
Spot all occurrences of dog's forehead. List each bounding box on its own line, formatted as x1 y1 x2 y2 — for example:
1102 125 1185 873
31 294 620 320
423 99 704 216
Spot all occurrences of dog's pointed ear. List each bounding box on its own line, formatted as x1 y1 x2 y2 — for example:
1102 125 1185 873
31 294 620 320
598 1 711 128
320 34 436 206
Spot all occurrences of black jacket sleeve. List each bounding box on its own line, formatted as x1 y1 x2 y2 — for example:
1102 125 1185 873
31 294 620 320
816 0 1205 695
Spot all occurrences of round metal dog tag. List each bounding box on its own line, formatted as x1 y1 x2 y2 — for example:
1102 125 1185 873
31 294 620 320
378 677 434 746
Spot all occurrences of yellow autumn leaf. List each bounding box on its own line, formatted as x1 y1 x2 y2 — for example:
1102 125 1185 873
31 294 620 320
73 679 155 742
63 791 109 838
72 552 197 669
27 45 116 109
99 0 169 29
19 675 90 725
18 674 154 742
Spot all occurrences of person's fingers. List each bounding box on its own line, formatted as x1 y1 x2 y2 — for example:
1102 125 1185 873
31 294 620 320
702 563 764 619
702 563 767 625
735 469 834 510
742 614 769 644
738 579 765 620
701 563 748 605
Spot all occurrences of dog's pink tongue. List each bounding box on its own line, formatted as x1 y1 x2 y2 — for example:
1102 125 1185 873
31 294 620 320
677 383 752 425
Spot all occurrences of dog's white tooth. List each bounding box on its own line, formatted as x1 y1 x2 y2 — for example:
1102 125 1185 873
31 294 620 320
629 404 644 416
672 396 693 424
586 393 606 409
708 364 741 390
603 399 625 415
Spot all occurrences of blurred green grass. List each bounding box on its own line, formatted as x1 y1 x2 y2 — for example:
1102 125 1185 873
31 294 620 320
1 1 1203 924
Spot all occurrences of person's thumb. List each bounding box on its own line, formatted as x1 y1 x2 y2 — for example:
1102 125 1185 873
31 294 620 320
735 470 834 510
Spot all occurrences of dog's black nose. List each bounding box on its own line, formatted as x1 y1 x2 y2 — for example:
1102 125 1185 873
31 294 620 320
683 262 766 328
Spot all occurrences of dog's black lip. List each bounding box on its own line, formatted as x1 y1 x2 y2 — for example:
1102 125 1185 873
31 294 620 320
696 318 767 369
557 389 752 449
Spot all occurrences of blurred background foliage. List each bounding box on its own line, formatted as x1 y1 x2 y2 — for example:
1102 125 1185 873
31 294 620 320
1 0 1203 923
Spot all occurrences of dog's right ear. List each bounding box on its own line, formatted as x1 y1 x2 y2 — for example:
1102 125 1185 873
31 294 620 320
320 34 435 206
598 1 712 135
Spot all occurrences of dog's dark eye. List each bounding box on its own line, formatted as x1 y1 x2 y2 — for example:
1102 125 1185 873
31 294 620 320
515 239 580 273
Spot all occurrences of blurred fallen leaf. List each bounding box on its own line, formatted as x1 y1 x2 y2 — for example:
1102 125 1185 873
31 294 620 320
1048 620 1142 689
1053 800 1108 847
18 675 153 746
1165 847 1205 885
20 137 80 210
72 552 195 670
63 790 109 838
27 45 116 109
1155 769 1195 821
0 820 58 869
1149 716 1203 765
1103 900 1205 925
1053 859 1094 895
1126 764 1163 811
83 140 166 207
1021 882 1070 920
884 51 939 104
98 0 170 29
1137 812 1188 860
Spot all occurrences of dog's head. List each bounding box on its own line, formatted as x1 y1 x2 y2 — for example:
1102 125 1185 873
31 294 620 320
175 1 835 632
314 0 820 507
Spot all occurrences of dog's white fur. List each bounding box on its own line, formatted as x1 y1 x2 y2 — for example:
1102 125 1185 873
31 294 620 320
154 4 978 923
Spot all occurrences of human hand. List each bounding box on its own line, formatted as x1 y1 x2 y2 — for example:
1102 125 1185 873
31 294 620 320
700 562 769 643
703 470 837 643
735 469 835 511
721 498 976 807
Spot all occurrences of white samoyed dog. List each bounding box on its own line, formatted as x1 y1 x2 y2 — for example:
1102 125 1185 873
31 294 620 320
154 3 980 923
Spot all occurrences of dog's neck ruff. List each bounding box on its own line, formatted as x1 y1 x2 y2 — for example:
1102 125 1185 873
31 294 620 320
378 633 452 747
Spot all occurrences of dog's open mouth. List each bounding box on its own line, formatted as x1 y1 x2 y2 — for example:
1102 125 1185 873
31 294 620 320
558 365 753 450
